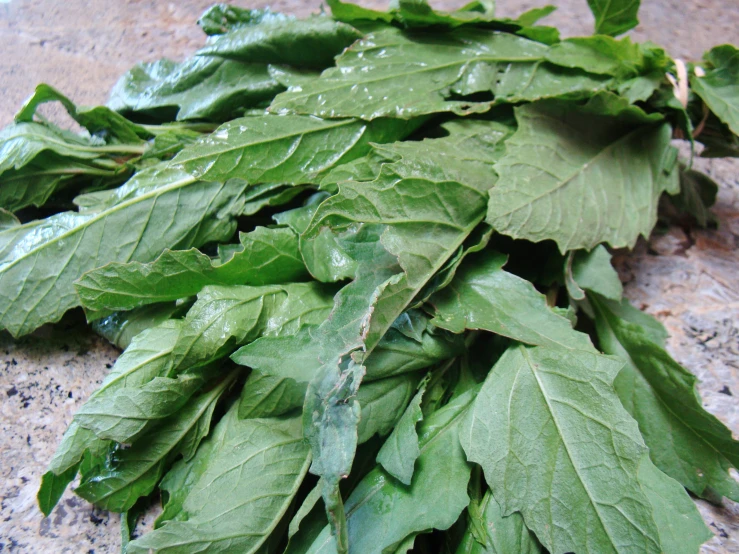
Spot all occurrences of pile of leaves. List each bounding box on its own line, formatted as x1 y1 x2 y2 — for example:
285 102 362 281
0 0 737 552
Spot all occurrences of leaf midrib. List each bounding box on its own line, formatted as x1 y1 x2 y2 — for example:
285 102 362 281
519 345 629 552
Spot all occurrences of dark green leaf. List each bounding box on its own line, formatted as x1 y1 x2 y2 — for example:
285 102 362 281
455 489 540 554
271 26 548 120
591 295 739 501
669 168 719 227
92 302 185 350
198 16 363 69
108 56 283 122
198 4 289 35
172 113 413 183
691 45 739 135
376 380 425 485
15 83 149 144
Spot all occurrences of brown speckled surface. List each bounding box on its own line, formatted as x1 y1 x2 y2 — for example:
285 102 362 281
0 1 738 552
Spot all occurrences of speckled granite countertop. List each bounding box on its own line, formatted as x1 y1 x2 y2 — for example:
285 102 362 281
0 1 737 552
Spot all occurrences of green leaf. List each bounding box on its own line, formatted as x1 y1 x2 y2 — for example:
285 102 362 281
76 226 308 318
298 122 505 542
586 0 641 36
0 165 247 336
198 16 363 69
305 391 474 554
232 311 463 384
270 26 548 120
40 320 184 513
38 462 81 518
0 208 19 230
92 302 185 350
108 56 283 122
669 168 719 227
376 380 426 485
197 5 289 35
691 45 739 135
461 344 709 554
74 371 236 512
545 36 646 78
429 251 594 350
591 295 739 501
127 414 311 554
455 489 540 554
564 245 623 302
74 373 204 444
171 113 413 183
171 283 334 373
238 370 308 419
15 83 149 144
356 373 420 444
487 102 677 252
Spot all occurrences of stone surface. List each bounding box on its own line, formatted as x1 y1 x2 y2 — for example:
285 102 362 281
0 0 737 552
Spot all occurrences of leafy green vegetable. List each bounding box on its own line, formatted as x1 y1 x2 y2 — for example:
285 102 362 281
586 0 641 37
197 16 363 69
692 45 739 135
487 101 677 252
75 226 308 318
461 344 709 553
19 2 739 552
127 411 312 554
455 489 540 554
592 295 739 501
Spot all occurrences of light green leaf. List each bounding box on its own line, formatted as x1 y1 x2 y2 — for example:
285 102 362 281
40 320 184 514
545 36 645 77
305 391 474 554
238 371 307 419
586 0 641 36
592 295 739 501
455 489 540 554
461 344 709 554
299 122 504 543
232 312 463 384
15 83 149 144
564 245 623 301
197 5 288 36
691 45 739 135
75 226 308 318
127 414 311 554
198 16 363 69
429 251 594 351
172 113 413 183
74 373 204 443
487 102 677 252
270 26 547 120
74 371 236 512
376 381 426 485
0 165 247 337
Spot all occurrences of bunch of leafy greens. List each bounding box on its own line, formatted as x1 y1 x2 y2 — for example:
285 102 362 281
0 0 735 552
